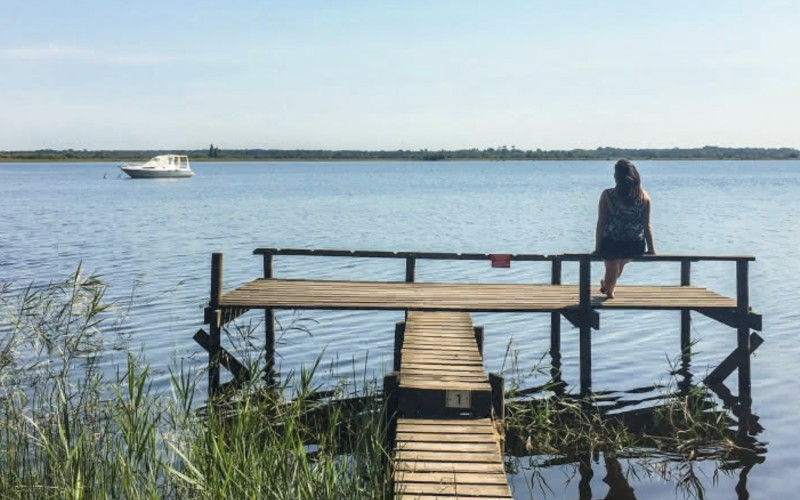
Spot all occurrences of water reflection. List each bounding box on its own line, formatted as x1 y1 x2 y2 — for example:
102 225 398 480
509 448 764 500
505 377 766 500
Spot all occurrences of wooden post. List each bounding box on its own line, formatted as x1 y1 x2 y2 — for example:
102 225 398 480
578 452 593 500
263 253 276 385
680 259 692 359
550 257 562 368
489 373 505 420
474 326 484 357
383 372 400 451
736 259 751 418
405 256 415 322
405 256 416 283
209 252 223 396
579 255 592 396
393 322 405 372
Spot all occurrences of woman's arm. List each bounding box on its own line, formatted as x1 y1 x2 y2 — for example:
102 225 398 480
643 195 655 254
595 191 608 253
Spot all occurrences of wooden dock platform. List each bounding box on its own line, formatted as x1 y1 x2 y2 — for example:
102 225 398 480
219 279 738 312
196 246 763 446
391 311 512 499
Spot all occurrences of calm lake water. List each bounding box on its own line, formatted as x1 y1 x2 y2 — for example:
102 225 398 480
1 160 798 498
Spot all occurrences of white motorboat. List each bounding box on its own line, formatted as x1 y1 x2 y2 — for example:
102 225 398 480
119 155 194 178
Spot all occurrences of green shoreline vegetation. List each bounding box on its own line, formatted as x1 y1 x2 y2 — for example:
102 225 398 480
0 270 763 499
1 145 798 163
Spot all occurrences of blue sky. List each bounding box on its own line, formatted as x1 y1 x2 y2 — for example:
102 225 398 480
1 0 799 150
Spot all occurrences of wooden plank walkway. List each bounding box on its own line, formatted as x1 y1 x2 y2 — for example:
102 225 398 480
400 312 491 394
220 278 737 312
394 418 510 500
393 312 512 500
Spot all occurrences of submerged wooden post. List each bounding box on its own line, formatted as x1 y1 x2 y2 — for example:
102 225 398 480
737 259 751 417
579 255 592 396
681 259 692 359
578 452 594 500
489 373 505 420
263 252 276 385
393 322 405 372
474 325 484 357
209 252 223 396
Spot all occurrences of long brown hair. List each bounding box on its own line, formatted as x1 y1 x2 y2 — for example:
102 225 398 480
614 159 643 204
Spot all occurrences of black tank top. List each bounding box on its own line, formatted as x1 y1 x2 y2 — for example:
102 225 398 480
602 188 645 241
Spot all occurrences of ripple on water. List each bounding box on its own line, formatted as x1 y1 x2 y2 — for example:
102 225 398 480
2 161 799 497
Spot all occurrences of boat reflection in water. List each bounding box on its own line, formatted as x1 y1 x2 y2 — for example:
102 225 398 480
119 155 194 178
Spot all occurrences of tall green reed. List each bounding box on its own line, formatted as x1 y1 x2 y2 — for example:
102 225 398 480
0 269 391 499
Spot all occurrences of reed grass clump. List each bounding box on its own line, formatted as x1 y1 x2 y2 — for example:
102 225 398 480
0 269 391 500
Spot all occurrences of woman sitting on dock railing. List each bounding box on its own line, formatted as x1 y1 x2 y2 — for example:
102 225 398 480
595 159 656 298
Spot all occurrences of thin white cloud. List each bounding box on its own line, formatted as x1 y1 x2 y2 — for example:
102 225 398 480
0 44 198 65
0 44 88 60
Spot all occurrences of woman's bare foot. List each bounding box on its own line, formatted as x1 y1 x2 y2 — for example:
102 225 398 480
600 279 607 294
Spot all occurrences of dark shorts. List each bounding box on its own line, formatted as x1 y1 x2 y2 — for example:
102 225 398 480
599 238 645 259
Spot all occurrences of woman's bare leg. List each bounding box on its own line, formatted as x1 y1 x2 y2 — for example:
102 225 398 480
603 260 620 298
606 259 633 298
617 259 632 279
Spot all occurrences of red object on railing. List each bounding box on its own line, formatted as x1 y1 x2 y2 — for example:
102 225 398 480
490 254 511 268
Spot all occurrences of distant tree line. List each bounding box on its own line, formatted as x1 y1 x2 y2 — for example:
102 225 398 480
208 144 221 158
1 145 799 162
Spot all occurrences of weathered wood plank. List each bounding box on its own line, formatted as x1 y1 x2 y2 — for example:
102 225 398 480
396 496 511 500
395 450 502 462
396 441 500 452
400 373 489 382
219 278 740 312
400 369 489 379
400 379 491 391
396 471 509 484
396 432 500 443
393 461 505 473
395 482 512 496
397 424 495 434
398 417 492 426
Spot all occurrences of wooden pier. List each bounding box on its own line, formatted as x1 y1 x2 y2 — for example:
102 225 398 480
388 311 511 499
194 247 763 498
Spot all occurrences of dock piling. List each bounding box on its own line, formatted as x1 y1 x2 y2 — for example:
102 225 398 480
550 257 562 370
474 325 485 356
382 372 399 450
263 252 276 385
681 259 692 359
393 322 405 372
579 255 592 396
737 259 752 431
209 252 223 395
489 372 505 420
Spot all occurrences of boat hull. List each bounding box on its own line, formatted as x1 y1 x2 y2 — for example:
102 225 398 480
119 167 194 178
